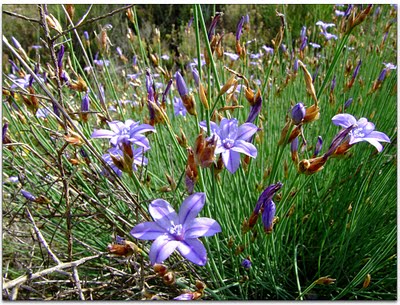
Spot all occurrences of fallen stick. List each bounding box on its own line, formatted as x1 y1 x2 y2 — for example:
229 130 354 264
3 254 101 290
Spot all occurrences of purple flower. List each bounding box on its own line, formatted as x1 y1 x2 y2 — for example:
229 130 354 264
57 45 65 69
383 63 397 70
241 258 252 269
291 103 306 125
335 10 345 17
190 65 200 87
132 55 137 66
200 118 258 173
262 45 274 55
175 71 189 97
10 74 44 89
91 119 155 148
11 36 21 49
332 114 390 152
246 93 262 124
262 200 276 233
236 16 245 41
316 21 335 32
314 136 323 157
93 59 110 67
187 16 194 29
9 59 20 73
130 193 221 266
83 31 89 41
224 52 240 61
161 54 170 60
173 96 187 117
116 47 123 56
309 42 321 49
322 32 338 40
207 12 222 41
378 69 388 82
300 26 306 40
36 107 51 119
293 58 299 73
344 98 353 109
174 293 195 301
344 4 353 17
331 75 337 91
21 189 36 201
252 182 282 233
352 60 362 79
249 52 263 59
189 57 206 68
81 93 90 112
300 36 308 51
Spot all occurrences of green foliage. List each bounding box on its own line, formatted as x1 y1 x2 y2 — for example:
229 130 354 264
2 4 397 301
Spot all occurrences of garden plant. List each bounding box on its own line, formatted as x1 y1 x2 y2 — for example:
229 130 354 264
2 4 397 300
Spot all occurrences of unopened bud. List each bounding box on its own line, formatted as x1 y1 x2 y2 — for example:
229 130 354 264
315 276 336 285
162 271 176 286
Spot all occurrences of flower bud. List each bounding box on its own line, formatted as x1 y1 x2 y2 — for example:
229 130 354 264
262 200 276 233
315 276 336 285
298 156 327 175
291 103 306 125
21 189 36 201
313 136 323 157
241 258 252 269
162 271 176 286
80 93 90 122
153 263 168 276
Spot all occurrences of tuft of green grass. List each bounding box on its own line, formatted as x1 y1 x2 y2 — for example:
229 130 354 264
2 4 397 300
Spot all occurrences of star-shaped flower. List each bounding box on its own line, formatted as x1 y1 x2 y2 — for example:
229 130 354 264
130 193 221 266
332 113 390 152
200 118 258 173
91 119 155 148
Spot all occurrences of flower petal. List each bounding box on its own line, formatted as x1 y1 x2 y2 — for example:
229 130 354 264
179 193 206 226
199 121 219 136
149 235 179 265
108 121 125 133
130 123 156 135
130 134 150 149
222 150 241 174
360 138 383 152
231 140 258 158
368 131 391 143
130 221 165 240
331 113 357 128
177 238 207 266
149 199 179 229
236 123 258 141
91 129 115 139
219 118 238 140
184 217 221 239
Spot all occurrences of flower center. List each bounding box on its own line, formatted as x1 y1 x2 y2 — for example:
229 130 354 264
168 222 184 241
222 138 235 149
350 126 365 138
122 127 130 135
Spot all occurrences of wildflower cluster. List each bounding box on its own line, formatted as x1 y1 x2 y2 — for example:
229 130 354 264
2 3 396 301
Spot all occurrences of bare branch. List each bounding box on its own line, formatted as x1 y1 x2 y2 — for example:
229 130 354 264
52 4 134 41
26 208 61 265
3 10 40 24
72 266 85 300
2 254 101 290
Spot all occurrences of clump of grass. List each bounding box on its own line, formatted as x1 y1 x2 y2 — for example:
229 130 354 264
2 4 397 300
